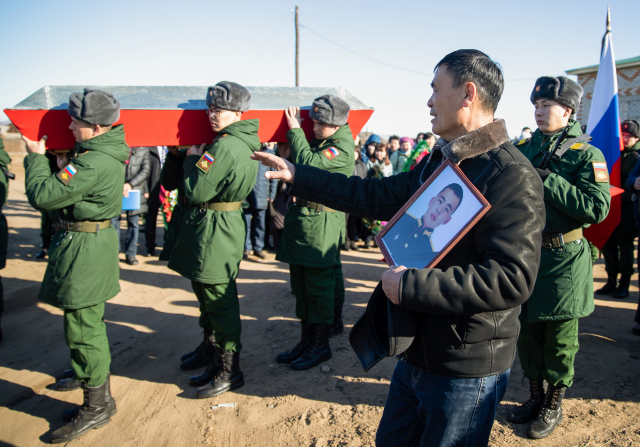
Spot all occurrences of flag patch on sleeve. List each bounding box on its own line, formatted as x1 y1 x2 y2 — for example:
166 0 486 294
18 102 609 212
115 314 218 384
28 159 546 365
197 152 215 173
323 147 340 160
592 161 609 183
57 163 77 185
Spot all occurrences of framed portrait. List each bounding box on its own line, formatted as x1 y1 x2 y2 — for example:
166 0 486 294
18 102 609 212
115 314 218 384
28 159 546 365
375 159 491 269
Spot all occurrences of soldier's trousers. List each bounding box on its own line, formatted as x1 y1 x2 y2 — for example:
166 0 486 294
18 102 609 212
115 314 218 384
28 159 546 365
602 236 635 277
192 280 241 353
63 303 110 387
290 252 345 325
517 318 579 388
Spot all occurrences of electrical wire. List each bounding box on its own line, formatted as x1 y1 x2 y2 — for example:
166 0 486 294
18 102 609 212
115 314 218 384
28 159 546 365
246 12 293 68
266 32 295 69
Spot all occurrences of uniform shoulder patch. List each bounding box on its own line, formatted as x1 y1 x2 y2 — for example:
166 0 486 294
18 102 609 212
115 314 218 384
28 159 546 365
517 138 529 146
323 147 340 160
197 152 216 173
570 143 586 150
592 161 609 183
57 163 78 185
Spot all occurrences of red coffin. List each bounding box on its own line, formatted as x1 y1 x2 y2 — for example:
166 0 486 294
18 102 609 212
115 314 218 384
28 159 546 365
4 86 374 149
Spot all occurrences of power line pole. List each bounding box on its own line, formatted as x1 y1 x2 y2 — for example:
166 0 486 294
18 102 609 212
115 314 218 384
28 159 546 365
295 5 299 87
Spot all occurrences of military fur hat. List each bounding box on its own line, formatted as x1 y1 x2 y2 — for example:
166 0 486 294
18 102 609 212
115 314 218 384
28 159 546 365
530 76 583 114
309 94 350 126
622 120 640 138
206 81 251 112
67 88 120 125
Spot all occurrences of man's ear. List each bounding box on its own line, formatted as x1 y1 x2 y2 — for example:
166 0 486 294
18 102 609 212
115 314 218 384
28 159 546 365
462 82 478 108
92 124 100 136
443 217 451 225
563 107 573 118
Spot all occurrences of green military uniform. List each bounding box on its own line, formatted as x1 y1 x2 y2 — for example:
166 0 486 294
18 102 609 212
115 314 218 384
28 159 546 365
168 119 260 353
159 150 186 262
24 125 129 386
0 139 11 325
601 140 640 280
516 119 611 387
277 125 355 325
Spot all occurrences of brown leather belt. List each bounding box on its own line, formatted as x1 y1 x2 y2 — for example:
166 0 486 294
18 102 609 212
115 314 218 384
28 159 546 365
542 228 583 249
59 219 111 233
296 199 336 213
183 199 242 211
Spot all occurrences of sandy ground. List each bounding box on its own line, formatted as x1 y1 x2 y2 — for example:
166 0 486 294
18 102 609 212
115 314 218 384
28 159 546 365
1 153 640 447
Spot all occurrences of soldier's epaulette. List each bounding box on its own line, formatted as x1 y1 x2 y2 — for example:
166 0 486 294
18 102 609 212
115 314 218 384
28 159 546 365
213 134 228 143
517 138 530 146
569 143 588 150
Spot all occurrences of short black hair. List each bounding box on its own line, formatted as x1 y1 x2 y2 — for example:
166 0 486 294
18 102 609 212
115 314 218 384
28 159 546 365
424 132 435 139
438 183 464 213
389 135 400 142
434 49 504 114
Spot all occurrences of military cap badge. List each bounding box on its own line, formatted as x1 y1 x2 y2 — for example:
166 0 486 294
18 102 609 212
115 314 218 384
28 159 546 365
592 161 609 183
323 147 340 160
57 163 77 185
197 152 216 173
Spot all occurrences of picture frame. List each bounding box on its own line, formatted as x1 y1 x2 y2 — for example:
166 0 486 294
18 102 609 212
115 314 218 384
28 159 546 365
375 159 491 269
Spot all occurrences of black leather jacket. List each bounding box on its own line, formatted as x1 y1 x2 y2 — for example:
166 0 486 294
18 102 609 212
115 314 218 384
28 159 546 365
290 120 545 377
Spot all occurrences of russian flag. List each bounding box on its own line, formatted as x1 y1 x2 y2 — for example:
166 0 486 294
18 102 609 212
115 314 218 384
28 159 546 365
64 164 77 177
583 9 624 249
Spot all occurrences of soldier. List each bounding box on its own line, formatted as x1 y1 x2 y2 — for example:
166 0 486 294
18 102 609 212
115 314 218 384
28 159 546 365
0 137 12 343
384 183 463 268
22 88 128 443
168 81 259 399
596 119 640 298
275 95 355 370
508 76 611 439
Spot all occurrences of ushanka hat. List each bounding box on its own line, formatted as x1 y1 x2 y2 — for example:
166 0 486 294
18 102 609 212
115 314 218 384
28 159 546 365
530 76 583 114
622 120 640 138
67 88 120 125
309 94 350 126
206 81 251 112
349 282 418 372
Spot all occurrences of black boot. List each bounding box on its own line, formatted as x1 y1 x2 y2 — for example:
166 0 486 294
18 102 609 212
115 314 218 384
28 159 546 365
50 380 112 443
596 274 617 294
276 321 312 363
196 350 244 399
527 385 565 439
56 369 82 391
189 347 223 387
290 324 332 370
63 374 117 422
507 378 544 424
612 275 631 299
330 305 344 337
180 331 217 370
180 330 214 361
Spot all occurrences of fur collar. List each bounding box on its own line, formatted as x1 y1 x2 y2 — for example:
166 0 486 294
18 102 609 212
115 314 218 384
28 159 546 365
430 119 510 165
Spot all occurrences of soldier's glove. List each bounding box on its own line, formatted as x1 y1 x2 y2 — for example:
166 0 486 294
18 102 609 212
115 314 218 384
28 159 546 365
536 167 552 181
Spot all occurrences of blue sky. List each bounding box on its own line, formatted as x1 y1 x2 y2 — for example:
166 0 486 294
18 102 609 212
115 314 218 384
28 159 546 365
1 0 638 139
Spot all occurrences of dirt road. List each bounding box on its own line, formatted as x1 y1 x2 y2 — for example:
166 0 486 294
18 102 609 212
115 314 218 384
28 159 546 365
1 154 639 447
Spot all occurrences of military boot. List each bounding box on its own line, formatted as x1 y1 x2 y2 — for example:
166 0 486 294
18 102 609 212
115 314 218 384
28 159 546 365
56 369 82 391
527 385 565 439
290 324 332 370
507 378 544 424
196 350 244 399
180 330 214 361
63 374 117 422
330 305 344 337
180 331 217 370
189 346 223 387
50 380 112 444
612 275 631 299
595 274 617 295
276 321 312 363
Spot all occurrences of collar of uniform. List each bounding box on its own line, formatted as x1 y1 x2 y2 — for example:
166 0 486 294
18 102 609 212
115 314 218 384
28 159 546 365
432 119 510 165
422 228 433 237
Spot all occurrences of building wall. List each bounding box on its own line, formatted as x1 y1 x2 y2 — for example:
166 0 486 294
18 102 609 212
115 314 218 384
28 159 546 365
576 64 640 126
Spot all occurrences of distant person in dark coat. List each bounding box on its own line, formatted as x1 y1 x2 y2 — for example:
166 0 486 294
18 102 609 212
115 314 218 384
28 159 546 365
270 142 292 251
244 143 277 259
112 146 151 265
144 146 165 257
344 148 368 251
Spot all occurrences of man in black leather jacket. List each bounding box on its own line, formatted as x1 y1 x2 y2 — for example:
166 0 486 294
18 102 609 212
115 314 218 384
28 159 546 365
253 49 545 447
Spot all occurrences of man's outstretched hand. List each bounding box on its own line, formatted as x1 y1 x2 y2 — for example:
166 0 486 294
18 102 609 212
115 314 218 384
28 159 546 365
251 151 296 183
21 135 47 155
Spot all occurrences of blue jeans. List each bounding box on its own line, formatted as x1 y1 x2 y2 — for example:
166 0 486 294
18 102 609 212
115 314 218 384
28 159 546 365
376 360 510 447
244 208 266 252
111 214 140 257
